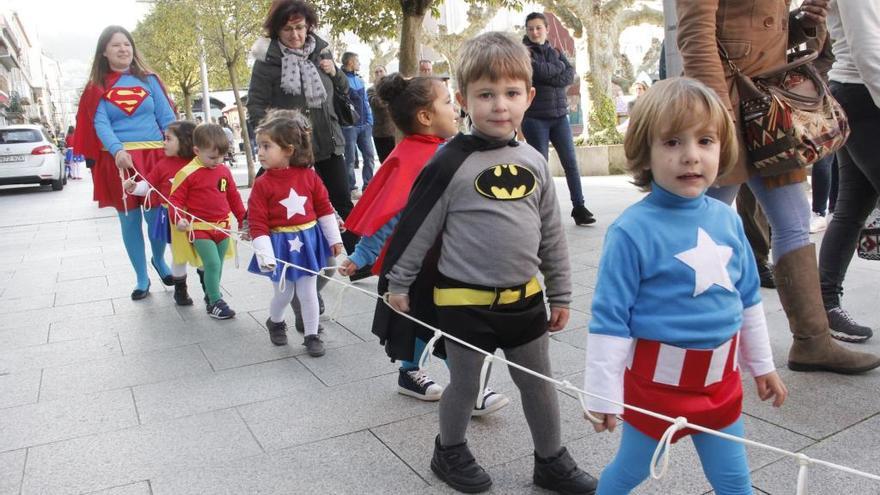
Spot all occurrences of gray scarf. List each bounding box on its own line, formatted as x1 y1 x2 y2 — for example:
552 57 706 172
279 35 327 108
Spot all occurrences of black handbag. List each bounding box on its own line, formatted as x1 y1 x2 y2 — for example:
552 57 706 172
334 90 360 127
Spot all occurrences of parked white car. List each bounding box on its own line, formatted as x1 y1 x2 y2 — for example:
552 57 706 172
0 125 65 191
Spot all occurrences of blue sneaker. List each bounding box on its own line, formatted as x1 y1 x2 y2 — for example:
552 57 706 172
207 299 235 320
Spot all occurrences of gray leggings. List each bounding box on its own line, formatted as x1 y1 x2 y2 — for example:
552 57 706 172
439 333 561 458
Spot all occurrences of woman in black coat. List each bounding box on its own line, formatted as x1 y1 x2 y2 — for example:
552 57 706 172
247 0 357 252
521 12 595 226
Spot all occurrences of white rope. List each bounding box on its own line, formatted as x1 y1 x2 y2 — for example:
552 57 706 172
127 170 880 491
650 417 688 480
475 354 493 409
418 330 442 371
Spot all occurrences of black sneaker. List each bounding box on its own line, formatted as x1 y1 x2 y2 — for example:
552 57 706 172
206 299 236 320
571 205 596 226
266 318 288 346
398 369 444 401
533 447 597 495
471 388 510 417
430 435 492 493
303 334 325 357
827 307 873 343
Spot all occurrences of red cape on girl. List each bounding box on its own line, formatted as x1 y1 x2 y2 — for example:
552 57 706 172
73 71 176 161
345 134 445 237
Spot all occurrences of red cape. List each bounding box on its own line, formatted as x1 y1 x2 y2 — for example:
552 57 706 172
346 134 445 236
73 71 176 161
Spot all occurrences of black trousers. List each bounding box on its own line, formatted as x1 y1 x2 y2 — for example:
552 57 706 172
374 136 396 164
819 82 880 305
315 153 359 253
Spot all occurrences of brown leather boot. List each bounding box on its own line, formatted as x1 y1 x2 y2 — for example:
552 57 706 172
774 244 880 374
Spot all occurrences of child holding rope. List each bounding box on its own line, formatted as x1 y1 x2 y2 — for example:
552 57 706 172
382 32 597 494
584 78 787 494
125 120 200 306
247 110 343 357
168 124 246 320
341 73 508 413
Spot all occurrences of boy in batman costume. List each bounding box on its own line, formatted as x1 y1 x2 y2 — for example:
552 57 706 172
375 32 597 495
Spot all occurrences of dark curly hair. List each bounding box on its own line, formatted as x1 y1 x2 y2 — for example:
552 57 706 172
165 121 196 160
375 74 444 135
256 109 314 167
263 0 319 38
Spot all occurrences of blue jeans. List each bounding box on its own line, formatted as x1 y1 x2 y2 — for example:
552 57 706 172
342 125 375 191
597 418 751 495
521 115 585 208
707 176 810 262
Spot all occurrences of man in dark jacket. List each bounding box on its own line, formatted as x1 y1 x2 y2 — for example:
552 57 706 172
522 12 595 226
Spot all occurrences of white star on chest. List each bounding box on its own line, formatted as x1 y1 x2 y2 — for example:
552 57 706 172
674 227 735 297
279 188 307 219
288 237 304 253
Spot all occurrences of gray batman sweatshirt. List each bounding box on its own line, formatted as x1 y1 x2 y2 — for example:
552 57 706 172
386 133 572 306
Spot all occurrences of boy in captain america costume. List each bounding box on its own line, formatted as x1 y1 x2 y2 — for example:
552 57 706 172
584 78 787 495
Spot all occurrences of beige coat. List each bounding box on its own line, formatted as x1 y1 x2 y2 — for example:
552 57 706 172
676 0 816 186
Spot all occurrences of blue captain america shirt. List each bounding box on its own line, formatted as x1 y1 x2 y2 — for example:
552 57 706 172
589 183 762 350
94 73 176 157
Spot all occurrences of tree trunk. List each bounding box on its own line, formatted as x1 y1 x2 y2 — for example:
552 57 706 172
399 0 432 77
182 90 193 121
227 63 256 187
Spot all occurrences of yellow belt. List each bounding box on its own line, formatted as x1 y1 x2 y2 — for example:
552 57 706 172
433 277 542 307
191 220 230 231
271 220 317 232
103 141 164 151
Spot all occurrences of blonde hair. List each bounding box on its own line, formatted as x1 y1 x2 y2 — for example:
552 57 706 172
455 32 532 95
623 77 737 190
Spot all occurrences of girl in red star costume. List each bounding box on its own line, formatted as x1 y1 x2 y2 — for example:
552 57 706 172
125 121 198 306
74 26 177 300
247 110 343 355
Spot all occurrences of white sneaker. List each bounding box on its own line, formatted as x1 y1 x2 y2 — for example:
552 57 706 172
398 369 444 401
472 388 510 417
809 212 827 233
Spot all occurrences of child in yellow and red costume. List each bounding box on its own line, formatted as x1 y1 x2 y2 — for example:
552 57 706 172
168 124 246 320
247 110 343 357
125 121 199 306
584 79 788 494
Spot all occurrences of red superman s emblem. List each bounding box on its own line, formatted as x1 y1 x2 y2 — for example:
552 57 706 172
104 87 150 116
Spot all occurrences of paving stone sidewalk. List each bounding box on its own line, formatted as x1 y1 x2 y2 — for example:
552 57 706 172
0 174 878 495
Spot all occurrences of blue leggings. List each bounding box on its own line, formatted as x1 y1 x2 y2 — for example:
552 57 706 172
708 176 810 262
118 208 171 291
597 418 751 495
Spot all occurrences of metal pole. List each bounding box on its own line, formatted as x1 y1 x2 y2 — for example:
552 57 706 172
198 30 211 122
662 0 683 78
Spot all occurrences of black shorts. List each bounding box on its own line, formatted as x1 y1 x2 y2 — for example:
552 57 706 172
435 275 548 353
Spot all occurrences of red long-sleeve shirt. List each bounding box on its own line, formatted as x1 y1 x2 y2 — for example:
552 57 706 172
169 161 245 224
144 155 189 205
247 167 334 239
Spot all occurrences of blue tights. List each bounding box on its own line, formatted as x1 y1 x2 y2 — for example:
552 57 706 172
118 208 170 291
597 418 751 495
142 208 171 277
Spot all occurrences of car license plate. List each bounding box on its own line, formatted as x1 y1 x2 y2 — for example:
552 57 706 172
0 154 26 163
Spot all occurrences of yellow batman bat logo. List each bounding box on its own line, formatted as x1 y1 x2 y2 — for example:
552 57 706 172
474 164 536 200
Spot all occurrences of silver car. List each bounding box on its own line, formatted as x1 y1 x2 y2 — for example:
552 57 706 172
0 124 65 191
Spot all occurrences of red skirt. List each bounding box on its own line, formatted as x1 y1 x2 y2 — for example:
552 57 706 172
92 149 163 211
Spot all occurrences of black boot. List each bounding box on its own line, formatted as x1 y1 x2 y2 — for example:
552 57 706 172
757 261 776 289
197 269 209 306
430 435 492 493
172 276 193 306
266 318 288 346
533 447 597 495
